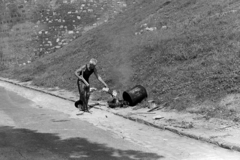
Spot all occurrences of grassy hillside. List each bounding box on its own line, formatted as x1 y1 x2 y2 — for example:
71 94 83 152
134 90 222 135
2 0 240 121
0 0 127 65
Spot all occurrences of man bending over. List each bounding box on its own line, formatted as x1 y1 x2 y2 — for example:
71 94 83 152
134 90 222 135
75 58 109 112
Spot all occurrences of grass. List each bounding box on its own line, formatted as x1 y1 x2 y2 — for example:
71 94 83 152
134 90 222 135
2 0 240 121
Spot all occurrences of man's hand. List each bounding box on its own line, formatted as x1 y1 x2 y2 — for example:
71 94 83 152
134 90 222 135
90 87 97 92
84 84 90 90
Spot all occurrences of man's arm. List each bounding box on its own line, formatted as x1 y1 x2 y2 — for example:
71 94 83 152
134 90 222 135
74 65 89 86
94 68 108 88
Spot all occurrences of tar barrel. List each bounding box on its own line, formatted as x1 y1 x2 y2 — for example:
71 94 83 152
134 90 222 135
122 85 148 106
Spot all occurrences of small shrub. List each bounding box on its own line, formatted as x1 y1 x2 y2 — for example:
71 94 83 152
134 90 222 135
19 74 34 82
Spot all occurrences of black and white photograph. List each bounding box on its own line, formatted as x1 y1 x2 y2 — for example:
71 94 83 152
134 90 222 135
1 0 240 159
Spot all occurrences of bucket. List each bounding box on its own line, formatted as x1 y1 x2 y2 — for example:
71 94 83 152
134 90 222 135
122 85 148 106
74 99 83 108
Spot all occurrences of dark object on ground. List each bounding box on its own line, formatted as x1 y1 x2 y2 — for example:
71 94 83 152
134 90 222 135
148 106 162 112
74 100 85 111
107 98 129 108
122 85 148 106
74 99 83 108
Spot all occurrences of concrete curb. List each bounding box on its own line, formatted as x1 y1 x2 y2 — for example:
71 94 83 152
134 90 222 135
0 77 240 152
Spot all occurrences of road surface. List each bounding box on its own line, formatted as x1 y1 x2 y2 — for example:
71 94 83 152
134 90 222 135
1 85 240 160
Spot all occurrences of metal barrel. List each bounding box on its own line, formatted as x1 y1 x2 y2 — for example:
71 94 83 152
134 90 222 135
122 85 148 106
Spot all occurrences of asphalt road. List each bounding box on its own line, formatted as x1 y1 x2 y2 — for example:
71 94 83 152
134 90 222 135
1 85 240 160
0 87 161 160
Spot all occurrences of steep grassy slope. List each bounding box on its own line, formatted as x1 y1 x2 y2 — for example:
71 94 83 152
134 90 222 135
2 0 240 121
0 0 127 65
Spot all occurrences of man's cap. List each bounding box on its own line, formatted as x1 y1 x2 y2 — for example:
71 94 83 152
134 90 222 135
89 58 97 65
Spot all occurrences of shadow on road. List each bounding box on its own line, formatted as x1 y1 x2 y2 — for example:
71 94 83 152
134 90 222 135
0 126 164 160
